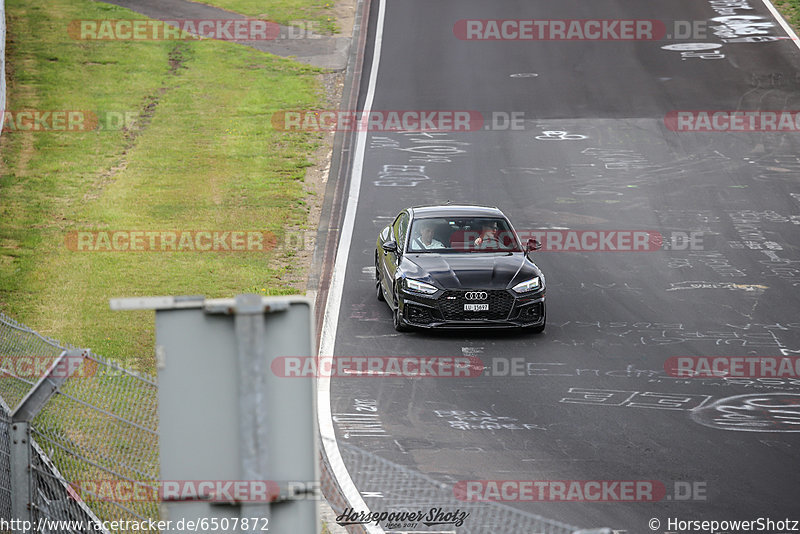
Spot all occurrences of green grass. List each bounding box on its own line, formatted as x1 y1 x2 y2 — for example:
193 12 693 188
197 0 339 34
0 0 325 372
774 0 800 30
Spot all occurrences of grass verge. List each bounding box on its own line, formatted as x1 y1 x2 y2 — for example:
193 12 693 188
773 0 800 30
196 0 339 34
0 0 325 372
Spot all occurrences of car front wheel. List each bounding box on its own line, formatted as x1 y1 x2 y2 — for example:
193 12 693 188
375 258 385 302
392 287 410 332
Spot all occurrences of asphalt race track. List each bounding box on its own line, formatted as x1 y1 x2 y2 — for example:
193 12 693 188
323 0 800 531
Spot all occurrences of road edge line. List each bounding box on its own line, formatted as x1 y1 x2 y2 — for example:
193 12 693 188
317 0 386 532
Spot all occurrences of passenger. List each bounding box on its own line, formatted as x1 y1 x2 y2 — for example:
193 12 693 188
413 221 445 250
473 221 500 248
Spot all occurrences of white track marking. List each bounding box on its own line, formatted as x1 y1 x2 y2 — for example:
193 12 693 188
318 0 387 532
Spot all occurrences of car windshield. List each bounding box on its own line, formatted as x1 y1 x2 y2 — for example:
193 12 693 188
407 217 522 253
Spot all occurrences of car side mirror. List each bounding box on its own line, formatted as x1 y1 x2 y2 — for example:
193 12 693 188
526 238 542 252
382 240 398 253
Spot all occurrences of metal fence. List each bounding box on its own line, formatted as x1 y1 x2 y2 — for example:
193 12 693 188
336 442 598 534
0 312 158 532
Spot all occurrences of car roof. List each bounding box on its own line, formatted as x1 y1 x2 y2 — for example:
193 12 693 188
409 204 506 219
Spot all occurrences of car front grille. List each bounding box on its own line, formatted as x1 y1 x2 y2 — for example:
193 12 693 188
438 290 515 321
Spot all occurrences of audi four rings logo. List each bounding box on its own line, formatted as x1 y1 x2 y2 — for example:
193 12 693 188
464 291 488 300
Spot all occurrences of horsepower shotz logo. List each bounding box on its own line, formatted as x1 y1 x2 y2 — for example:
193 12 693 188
336 508 469 528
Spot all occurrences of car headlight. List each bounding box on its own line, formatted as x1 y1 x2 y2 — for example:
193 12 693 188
512 277 541 293
405 278 439 294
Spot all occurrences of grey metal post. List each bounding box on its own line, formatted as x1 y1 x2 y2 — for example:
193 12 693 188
111 295 319 534
233 293 272 527
9 421 31 525
9 349 89 524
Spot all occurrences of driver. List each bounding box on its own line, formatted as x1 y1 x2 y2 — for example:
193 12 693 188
473 220 499 248
413 220 445 250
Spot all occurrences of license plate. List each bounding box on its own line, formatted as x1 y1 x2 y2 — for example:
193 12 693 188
464 303 489 311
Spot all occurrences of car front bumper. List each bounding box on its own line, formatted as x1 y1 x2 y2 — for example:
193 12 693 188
397 287 545 329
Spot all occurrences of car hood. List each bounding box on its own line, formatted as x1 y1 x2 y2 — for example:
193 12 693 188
402 252 541 290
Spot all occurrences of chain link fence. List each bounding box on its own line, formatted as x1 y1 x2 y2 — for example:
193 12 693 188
336 442 595 534
0 312 158 531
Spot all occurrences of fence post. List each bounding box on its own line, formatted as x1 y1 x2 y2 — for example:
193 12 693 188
9 349 89 525
232 293 272 524
9 421 31 526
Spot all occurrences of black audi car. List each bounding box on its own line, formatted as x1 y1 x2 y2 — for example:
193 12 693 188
375 205 546 332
